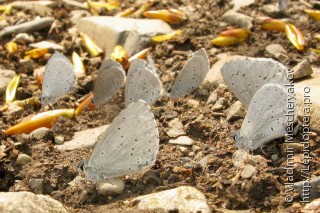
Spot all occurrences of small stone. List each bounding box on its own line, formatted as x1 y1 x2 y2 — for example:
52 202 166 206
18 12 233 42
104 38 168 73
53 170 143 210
206 90 218 105
169 136 194 146
127 186 210 213
19 59 34 73
166 118 186 138
292 60 313 79
187 99 200 108
241 165 256 179
261 4 281 16
15 134 30 144
0 19 9 29
216 97 228 107
222 10 253 29
4 104 24 116
30 127 49 140
16 153 31 166
232 0 255 10
211 104 224 111
226 101 246 122
96 179 125 196
29 41 64 51
199 154 215 168
28 178 44 194
265 44 287 57
55 136 64 145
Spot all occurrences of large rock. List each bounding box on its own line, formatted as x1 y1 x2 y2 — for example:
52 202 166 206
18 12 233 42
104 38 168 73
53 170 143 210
0 69 15 96
55 125 109 151
295 67 320 131
127 186 210 212
0 191 68 213
76 16 173 56
203 55 246 87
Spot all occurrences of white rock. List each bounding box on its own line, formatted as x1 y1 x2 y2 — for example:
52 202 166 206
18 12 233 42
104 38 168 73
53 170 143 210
232 0 255 10
0 69 15 96
265 44 287 57
29 41 64 51
54 135 64 145
187 99 200 108
241 165 256 179
295 67 320 131
16 153 31 166
76 16 173 56
222 10 253 29
12 33 35 43
55 125 109 151
0 191 68 213
261 4 281 15
226 101 246 122
128 186 210 213
204 55 246 87
96 179 125 196
169 136 194 146
166 118 186 138
30 127 49 140
12 1 56 9
292 60 313 79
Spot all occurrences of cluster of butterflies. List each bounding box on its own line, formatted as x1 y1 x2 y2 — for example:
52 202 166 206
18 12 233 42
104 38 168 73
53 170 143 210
221 58 297 151
40 48 209 182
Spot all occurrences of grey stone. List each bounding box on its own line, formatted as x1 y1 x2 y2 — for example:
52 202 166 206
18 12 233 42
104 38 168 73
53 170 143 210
226 101 246 122
96 179 125 196
232 0 255 10
169 136 194 146
206 90 218 105
28 178 44 194
4 104 24 116
127 186 210 213
222 10 253 29
292 60 313 79
265 44 287 57
29 41 64 51
70 10 91 24
55 125 109 151
0 191 68 213
0 17 54 38
0 69 15 96
16 153 31 166
294 176 320 201
187 99 200 108
166 118 186 138
241 165 256 179
30 127 49 140
76 16 173 56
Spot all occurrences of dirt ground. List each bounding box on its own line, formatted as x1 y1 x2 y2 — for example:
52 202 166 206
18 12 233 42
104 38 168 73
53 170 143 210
1 0 320 212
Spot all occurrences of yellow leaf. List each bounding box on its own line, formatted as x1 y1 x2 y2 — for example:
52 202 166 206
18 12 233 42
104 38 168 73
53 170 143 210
3 3 12 15
219 28 250 42
32 109 75 120
152 30 183 42
285 24 307 51
80 32 103 57
131 2 153 17
211 36 242 46
115 7 135 17
110 45 129 67
257 16 286 32
24 48 48 59
143 9 184 24
72 51 86 78
310 48 320 54
89 0 119 10
4 41 18 54
75 92 93 116
304 9 320 21
6 75 20 104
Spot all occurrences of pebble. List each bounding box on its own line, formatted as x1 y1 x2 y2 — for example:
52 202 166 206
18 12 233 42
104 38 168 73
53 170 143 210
0 69 16 96
265 44 287 57
169 136 194 146
166 118 186 138
127 186 210 212
30 127 49 140
292 60 313 79
96 179 125 196
0 17 55 38
54 136 64 145
241 165 256 179
16 153 31 166
222 10 253 29
211 104 224 111
206 90 218 105
28 178 44 194
261 4 281 16
0 191 68 213
4 104 24 116
187 99 200 108
29 41 64 51
226 101 246 122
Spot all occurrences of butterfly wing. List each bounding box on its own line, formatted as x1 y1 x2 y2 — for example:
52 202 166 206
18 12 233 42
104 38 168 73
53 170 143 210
237 83 290 150
221 57 288 108
169 48 210 98
125 59 163 106
83 100 159 181
41 52 76 106
93 59 126 105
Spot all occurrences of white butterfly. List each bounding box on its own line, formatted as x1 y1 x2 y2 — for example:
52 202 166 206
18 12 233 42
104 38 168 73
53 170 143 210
83 100 159 182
